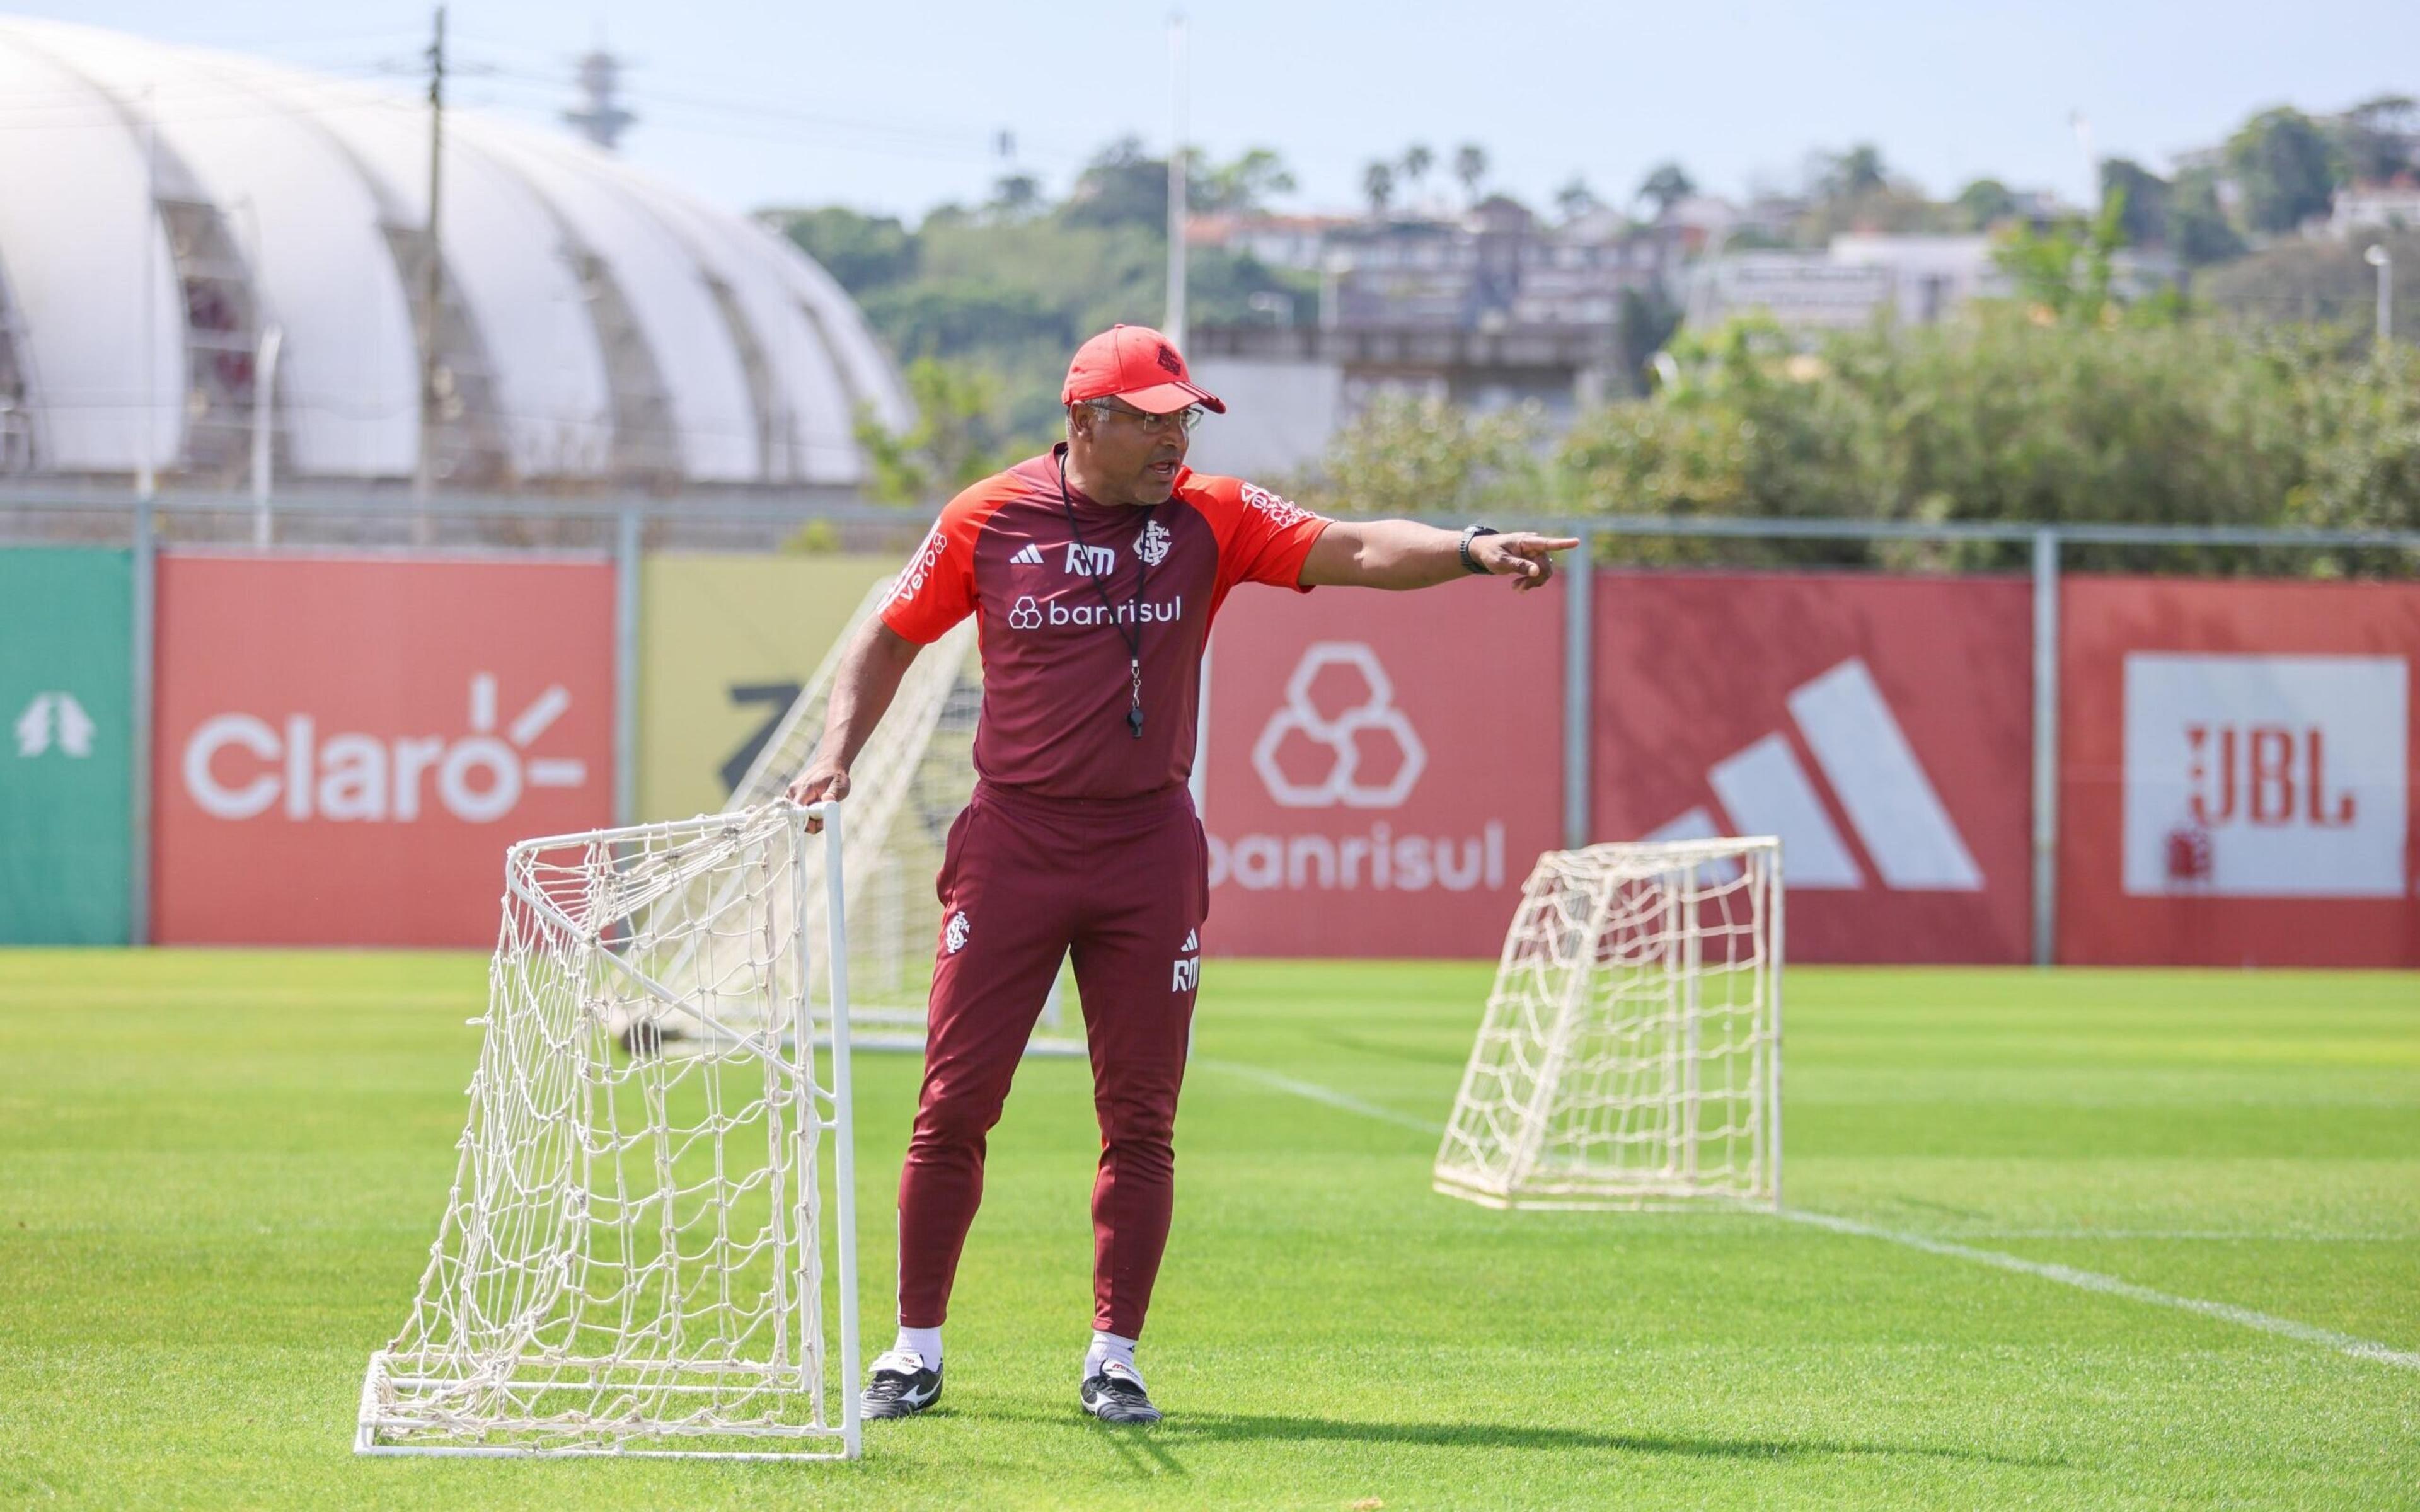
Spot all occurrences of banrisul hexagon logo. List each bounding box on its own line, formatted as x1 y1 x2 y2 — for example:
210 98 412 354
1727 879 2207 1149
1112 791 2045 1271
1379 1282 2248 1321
1252 643 1426 808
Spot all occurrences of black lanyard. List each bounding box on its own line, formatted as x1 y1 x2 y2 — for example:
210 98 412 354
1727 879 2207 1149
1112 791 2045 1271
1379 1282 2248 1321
1056 452 1158 739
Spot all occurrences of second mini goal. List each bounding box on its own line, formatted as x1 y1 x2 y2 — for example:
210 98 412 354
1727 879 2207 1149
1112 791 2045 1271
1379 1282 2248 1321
1435 837 1782 1211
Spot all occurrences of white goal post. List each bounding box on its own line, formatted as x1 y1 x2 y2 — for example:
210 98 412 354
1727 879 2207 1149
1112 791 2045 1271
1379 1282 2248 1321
712 580 1080 1057
1435 837 1782 1211
357 801 860 1460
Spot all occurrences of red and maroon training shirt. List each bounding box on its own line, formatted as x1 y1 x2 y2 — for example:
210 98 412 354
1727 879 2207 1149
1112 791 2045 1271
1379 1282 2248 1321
879 444 1331 800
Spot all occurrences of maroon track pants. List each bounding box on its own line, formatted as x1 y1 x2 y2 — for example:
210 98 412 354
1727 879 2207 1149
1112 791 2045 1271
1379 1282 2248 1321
896 779 1207 1338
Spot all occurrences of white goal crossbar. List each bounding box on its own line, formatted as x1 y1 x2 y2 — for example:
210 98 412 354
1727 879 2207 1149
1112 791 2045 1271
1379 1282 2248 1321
357 801 861 1460
1435 836 1783 1211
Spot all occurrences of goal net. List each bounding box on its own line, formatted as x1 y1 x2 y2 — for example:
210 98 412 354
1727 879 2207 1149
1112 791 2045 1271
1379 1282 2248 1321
1434 837 1782 1211
709 580 1078 1055
357 802 861 1460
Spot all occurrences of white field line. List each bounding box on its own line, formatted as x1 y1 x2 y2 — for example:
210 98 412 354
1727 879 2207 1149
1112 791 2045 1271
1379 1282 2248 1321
1197 1057 2420 1373
1782 1209 2420 1372
1957 1229 2409 1243
1192 1057 1448 1135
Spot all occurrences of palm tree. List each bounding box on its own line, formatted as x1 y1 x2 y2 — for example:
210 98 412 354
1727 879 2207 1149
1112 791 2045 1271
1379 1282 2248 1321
1453 143 1488 205
1635 161 1696 218
1362 159 1397 219
1402 142 1434 198
1555 178 1599 222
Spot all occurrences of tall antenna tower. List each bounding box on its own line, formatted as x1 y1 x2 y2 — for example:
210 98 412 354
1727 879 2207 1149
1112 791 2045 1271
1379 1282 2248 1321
564 45 636 151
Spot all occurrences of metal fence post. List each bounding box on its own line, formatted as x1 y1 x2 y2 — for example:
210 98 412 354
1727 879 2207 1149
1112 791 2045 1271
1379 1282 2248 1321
2030 529 2060 966
129 500 156 946
1562 524 1594 850
614 508 640 828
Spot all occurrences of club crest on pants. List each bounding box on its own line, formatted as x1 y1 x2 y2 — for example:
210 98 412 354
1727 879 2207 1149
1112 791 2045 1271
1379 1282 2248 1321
945 911 971 954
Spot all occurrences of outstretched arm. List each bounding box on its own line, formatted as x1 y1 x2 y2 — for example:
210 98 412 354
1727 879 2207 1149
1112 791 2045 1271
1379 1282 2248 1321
785 617 923 828
1297 520 1581 592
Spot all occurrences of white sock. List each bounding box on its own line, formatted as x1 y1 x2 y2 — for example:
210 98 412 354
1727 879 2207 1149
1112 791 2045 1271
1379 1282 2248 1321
1083 1329 1139 1385
889 1324 942 1370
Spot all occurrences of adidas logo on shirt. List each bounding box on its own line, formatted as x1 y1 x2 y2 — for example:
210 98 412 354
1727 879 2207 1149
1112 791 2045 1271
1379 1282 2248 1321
1010 543 1045 566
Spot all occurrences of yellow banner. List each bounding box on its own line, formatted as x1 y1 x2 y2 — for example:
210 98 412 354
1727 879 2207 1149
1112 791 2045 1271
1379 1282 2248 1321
637 553 898 822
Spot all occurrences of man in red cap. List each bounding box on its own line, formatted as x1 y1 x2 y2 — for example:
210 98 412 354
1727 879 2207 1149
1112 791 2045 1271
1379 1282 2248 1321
790 324 1576 1426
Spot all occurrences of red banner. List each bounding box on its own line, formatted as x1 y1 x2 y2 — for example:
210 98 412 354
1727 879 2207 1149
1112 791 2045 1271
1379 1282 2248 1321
153 554 615 945
1591 571 2033 963
2060 577 2420 966
1201 581 1563 956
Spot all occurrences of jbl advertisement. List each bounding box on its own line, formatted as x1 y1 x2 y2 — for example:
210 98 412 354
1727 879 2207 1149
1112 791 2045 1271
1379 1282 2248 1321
2063 578 2419 966
1201 579 1563 956
152 554 616 945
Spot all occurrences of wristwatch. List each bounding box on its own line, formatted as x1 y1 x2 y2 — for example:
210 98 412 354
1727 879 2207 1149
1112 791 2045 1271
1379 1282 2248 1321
1458 524 1501 575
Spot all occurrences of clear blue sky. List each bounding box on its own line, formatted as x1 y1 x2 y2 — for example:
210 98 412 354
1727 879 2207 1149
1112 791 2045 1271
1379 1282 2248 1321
16 0 2419 221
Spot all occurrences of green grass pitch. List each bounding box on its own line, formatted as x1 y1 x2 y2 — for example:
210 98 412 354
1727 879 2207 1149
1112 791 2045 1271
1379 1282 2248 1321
2 951 2414 1509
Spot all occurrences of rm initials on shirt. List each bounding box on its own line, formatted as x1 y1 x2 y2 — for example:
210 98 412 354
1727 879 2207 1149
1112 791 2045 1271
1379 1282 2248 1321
1064 542 1117 576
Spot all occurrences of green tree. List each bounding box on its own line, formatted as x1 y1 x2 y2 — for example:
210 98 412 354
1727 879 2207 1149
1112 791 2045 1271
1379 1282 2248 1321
2334 94 2419 185
1554 178 1601 222
2169 168 2247 266
1400 142 1434 201
1635 161 1695 217
1453 142 1489 203
1063 136 1168 229
853 357 1025 505
1193 147 1298 215
1288 392 1544 517
1361 159 1396 219
761 205 916 289
2226 106 2341 233
1546 311 2420 571
1814 143 1890 201
2099 159 2171 246
1953 177 2018 230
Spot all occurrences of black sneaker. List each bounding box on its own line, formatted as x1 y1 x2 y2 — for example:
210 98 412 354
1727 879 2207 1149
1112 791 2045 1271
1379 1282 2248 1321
860 1349 942 1419
1080 1361 1162 1425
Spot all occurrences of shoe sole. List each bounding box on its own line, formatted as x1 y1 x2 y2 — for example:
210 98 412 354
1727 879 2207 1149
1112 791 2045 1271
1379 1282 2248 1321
861 1389 940 1420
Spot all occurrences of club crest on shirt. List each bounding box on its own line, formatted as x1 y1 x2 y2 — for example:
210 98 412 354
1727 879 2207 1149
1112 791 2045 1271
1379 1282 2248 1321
945 911 971 954
1135 519 1172 566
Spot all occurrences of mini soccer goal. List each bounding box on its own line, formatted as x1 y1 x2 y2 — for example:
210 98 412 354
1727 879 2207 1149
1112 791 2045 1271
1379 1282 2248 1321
1434 837 1782 1211
357 802 861 1460
713 580 1080 1057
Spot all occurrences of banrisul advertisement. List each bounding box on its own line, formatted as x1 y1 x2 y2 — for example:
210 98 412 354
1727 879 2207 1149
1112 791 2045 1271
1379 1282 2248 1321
0 547 133 943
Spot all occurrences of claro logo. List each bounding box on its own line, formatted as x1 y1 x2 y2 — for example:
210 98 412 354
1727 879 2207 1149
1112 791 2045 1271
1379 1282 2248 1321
182 673 588 823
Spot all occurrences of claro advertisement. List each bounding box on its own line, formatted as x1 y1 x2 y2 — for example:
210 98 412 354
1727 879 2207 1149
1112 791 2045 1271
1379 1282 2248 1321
151 554 615 945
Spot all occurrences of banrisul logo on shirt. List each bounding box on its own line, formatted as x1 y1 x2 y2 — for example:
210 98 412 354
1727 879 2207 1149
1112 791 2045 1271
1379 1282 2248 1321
1005 593 1185 631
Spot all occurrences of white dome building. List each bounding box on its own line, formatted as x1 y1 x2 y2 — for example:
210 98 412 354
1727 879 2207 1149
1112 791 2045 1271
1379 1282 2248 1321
0 18 909 493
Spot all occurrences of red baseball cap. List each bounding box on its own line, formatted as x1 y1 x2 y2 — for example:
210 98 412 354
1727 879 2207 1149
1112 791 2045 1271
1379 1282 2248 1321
1061 324 1227 415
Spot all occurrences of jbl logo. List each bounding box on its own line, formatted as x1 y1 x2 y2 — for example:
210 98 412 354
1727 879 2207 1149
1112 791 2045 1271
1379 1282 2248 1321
2123 653 2407 899
2186 724 2356 828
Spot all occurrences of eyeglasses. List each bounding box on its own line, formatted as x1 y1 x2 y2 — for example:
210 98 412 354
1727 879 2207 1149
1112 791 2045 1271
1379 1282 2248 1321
1085 400 1207 434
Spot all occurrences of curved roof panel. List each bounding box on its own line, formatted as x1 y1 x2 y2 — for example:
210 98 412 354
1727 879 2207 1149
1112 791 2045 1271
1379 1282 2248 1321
0 18 904 490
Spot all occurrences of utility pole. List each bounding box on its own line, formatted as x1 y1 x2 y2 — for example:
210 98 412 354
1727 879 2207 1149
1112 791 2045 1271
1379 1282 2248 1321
1163 13 1187 346
412 4 447 541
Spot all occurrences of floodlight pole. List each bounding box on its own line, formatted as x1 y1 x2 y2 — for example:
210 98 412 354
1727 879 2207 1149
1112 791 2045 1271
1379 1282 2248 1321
251 324 282 548
1163 13 1187 345
137 87 158 503
2366 244 2392 348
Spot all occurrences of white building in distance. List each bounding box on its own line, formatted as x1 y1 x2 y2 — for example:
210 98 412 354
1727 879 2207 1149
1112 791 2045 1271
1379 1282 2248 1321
0 18 908 493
